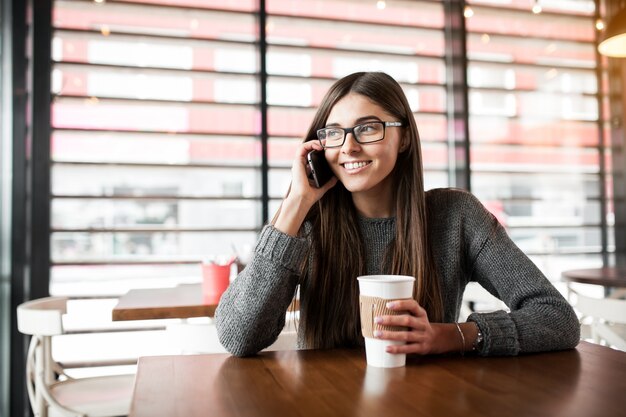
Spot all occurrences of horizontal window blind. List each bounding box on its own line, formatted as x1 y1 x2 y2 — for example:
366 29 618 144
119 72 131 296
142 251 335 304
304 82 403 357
466 0 606 284
51 0 262 295
51 0 448 295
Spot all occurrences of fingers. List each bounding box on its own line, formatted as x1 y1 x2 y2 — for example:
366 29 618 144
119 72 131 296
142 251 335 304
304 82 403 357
373 299 426 330
290 141 323 188
386 299 427 318
291 140 337 196
293 141 323 175
372 299 434 355
374 327 432 355
375 315 429 332
296 139 324 159
373 328 427 342
373 327 432 355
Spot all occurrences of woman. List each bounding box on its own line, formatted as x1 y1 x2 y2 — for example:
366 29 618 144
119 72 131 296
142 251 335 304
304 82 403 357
215 72 580 357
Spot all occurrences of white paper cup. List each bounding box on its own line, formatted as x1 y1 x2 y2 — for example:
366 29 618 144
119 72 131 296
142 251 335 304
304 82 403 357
357 275 415 368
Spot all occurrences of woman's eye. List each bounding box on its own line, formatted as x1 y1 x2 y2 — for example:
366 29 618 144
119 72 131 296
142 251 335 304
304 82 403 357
359 123 378 134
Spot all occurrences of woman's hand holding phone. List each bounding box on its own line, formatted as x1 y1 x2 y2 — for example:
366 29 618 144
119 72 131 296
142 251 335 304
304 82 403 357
307 150 334 188
273 140 337 236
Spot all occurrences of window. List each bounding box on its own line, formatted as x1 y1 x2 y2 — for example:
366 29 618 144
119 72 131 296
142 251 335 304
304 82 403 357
51 0 449 296
47 1 611 371
51 0 261 295
466 0 604 286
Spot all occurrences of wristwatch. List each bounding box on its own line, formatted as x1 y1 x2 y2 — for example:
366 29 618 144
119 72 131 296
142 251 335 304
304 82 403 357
473 326 484 351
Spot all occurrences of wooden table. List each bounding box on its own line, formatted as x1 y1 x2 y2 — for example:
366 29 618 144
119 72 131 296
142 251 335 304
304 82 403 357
112 284 216 321
129 342 625 417
112 284 299 321
562 267 626 288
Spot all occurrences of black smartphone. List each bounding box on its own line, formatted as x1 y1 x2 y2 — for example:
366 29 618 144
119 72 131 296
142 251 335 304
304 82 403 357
307 150 334 188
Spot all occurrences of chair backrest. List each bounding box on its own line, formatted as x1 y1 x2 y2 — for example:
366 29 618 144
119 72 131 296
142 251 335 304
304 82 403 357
18 296 135 417
573 291 626 324
460 282 507 320
17 296 68 336
572 289 626 351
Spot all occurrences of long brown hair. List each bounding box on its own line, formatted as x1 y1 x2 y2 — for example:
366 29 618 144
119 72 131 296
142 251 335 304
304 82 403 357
278 72 443 349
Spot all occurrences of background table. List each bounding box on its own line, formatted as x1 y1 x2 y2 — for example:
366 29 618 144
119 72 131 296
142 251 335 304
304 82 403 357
112 284 216 321
562 267 626 288
129 342 625 417
112 283 299 321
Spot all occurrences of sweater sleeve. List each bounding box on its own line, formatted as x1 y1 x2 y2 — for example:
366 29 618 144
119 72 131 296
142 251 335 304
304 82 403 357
460 193 580 356
215 225 309 356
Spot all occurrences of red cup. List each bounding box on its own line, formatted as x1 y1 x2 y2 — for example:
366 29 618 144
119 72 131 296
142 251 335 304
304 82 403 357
201 262 232 304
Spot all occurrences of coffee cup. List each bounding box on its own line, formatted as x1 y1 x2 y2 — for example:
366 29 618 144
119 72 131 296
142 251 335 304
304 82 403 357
357 275 416 368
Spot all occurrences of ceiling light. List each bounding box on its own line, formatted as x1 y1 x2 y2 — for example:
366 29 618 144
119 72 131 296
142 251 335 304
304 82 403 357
598 8 626 57
596 19 605 31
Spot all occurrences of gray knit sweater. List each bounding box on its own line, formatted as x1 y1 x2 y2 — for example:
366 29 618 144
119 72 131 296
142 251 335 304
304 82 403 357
215 188 580 357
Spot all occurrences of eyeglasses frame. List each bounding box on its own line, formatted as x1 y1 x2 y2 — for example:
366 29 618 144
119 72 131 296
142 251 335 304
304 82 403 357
316 121 403 149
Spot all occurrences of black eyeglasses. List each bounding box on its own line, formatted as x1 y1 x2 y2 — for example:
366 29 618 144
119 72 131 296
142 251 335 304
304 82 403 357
316 121 403 149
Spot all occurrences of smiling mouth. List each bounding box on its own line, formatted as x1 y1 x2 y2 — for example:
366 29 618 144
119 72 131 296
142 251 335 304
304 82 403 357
342 161 372 171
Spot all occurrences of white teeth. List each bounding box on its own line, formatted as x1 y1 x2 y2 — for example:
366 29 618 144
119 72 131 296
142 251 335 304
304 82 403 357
344 161 369 170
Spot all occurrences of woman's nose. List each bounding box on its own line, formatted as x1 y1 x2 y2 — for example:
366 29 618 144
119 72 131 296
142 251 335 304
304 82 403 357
341 132 361 154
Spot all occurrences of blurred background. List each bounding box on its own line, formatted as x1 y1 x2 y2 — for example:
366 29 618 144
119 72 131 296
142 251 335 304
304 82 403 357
2 0 625 415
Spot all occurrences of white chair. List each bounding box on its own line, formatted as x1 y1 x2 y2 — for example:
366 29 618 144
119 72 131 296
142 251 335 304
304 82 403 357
459 282 508 321
17 296 135 417
571 290 626 351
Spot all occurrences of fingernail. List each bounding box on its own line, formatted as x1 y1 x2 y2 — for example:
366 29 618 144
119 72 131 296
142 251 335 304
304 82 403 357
374 316 382 324
373 330 382 338
386 302 395 309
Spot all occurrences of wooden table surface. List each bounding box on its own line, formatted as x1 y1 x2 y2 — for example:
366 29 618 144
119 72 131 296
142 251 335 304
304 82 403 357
112 283 299 321
112 284 216 321
129 342 625 417
562 267 626 288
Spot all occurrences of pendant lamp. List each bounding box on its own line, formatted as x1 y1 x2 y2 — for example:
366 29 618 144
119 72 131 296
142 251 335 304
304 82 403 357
598 7 626 57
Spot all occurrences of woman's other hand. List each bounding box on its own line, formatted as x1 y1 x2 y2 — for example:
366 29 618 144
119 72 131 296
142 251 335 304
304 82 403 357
373 299 438 355
373 299 476 355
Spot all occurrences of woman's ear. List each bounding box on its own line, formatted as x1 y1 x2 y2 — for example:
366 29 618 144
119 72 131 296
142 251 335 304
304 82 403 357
399 134 410 153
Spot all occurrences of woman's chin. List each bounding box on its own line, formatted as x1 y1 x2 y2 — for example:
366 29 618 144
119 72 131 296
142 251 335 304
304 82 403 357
340 179 373 194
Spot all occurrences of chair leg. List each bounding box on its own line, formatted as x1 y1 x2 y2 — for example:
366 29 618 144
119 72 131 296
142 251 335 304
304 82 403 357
32 336 85 417
34 338 47 417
